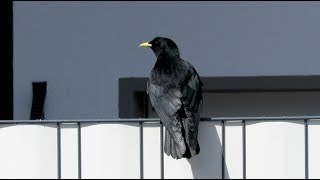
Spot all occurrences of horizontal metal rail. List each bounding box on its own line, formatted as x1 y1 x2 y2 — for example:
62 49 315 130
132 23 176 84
0 115 320 124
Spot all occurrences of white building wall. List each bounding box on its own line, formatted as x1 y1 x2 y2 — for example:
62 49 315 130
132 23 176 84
0 121 319 179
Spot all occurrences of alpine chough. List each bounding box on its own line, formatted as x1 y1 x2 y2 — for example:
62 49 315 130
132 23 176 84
140 37 203 159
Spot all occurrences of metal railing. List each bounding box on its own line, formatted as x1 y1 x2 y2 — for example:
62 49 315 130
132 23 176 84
0 115 319 179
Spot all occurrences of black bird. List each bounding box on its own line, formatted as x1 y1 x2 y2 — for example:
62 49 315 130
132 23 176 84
139 37 203 159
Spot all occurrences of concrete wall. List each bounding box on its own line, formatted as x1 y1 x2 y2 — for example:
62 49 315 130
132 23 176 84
13 2 320 119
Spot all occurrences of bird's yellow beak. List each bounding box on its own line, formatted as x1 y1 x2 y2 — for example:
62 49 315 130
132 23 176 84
139 42 152 47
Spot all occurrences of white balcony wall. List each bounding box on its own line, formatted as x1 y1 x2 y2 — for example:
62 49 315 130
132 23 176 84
0 124 58 179
0 120 318 179
308 119 320 179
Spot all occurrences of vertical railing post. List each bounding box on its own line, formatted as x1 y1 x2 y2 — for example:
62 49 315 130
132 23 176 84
160 122 164 179
222 121 225 179
77 122 82 179
304 119 309 179
242 120 246 179
57 123 61 179
140 122 144 179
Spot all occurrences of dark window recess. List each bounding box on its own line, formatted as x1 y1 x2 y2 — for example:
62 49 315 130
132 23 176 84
119 76 320 118
0 1 13 120
30 82 47 120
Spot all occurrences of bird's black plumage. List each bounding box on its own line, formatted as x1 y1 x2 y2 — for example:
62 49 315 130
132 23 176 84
141 37 203 159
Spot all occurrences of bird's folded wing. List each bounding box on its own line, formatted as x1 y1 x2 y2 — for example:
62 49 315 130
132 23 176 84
147 81 186 152
182 72 202 112
181 72 203 150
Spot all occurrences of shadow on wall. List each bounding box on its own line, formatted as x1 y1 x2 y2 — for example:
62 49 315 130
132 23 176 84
187 121 230 179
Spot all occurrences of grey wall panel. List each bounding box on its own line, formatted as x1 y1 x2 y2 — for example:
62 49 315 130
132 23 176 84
14 2 320 119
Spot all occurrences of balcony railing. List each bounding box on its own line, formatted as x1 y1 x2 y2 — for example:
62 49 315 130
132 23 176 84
0 116 319 179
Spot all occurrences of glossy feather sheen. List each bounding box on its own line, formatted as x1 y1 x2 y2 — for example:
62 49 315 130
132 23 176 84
146 37 203 159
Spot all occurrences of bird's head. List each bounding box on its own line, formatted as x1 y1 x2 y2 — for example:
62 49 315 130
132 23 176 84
139 37 180 58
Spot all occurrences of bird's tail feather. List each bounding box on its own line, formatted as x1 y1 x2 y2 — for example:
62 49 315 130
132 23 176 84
164 129 184 159
164 129 200 159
